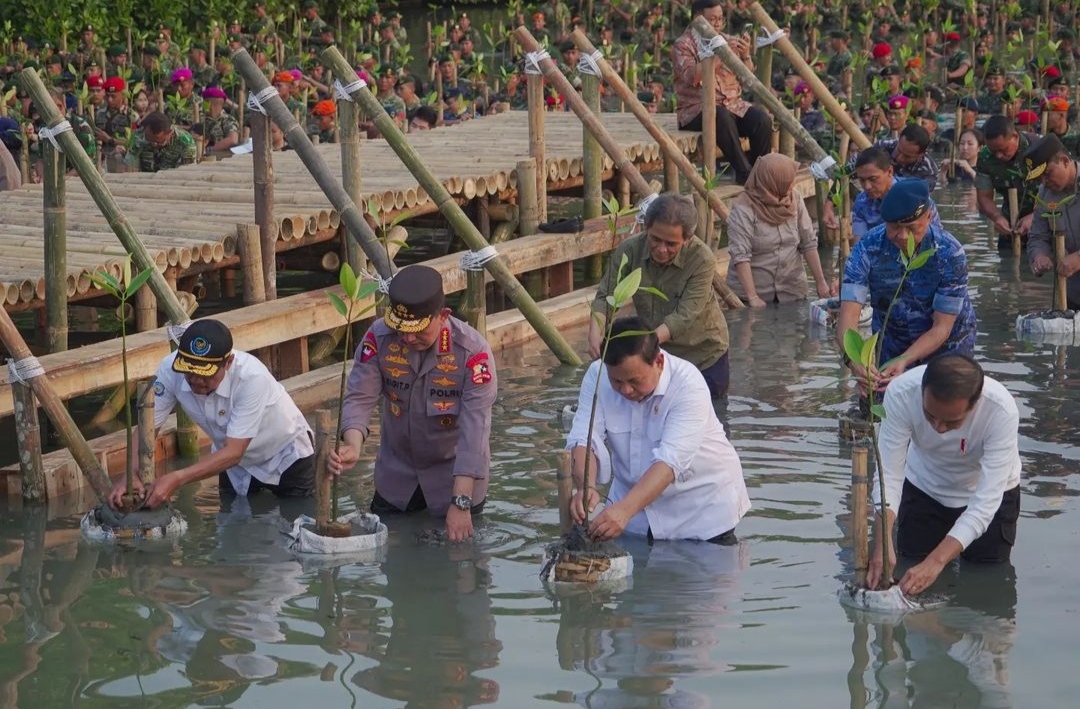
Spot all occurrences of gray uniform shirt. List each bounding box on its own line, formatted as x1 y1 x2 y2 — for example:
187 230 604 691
1027 164 1080 307
341 316 497 515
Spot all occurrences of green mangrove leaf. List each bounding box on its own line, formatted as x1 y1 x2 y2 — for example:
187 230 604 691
907 247 937 271
610 328 652 339
860 332 879 368
612 267 642 308
842 327 865 365
123 267 154 298
90 271 121 294
328 292 348 318
638 286 669 301
340 263 358 300
870 403 887 420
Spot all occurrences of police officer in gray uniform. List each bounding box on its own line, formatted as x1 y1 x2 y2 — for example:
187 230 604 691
329 265 497 541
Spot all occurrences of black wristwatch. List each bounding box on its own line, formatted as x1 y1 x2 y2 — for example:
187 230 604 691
451 494 473 511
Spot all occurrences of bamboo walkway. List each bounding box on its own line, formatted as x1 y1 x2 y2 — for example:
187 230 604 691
0 111 701 310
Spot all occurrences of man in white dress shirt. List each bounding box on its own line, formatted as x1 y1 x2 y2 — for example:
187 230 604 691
868 353 1021 594
566 316 751 543
107 319 315 510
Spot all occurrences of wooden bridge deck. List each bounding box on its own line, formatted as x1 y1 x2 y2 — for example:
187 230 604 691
0 111 701 311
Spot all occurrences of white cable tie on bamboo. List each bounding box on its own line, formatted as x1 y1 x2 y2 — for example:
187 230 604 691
37 120 73 152
524 50 550 75
7 356 45 384
810 155 837 181
246 86 278 115
635 193 659 225
358 268 393 294
460 246 499 271
333 78 366 100
755 29 787 49
695 33 727 59
167 320 193 345
578 50 603 77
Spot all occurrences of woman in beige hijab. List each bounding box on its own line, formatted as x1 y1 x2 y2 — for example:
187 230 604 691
726 154 831 307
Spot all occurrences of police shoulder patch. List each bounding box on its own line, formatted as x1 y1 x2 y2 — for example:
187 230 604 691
466 351 492 385
360 331 377 363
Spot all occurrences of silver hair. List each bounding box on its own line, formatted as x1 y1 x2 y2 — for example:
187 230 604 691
643 192 697 239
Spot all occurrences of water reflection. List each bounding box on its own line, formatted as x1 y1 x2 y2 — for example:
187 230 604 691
847 564 1017 709
352 522 502 709
548 538 749 709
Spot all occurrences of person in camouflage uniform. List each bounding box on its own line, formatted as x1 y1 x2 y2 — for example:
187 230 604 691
249 1 276 39
124 111 196 172
374 66 407 129
308 99 337 144
825 30 852 79
188 42 215 89
977 65 1010 115
198 87 239 155
1043 97 1080 158
74 24 100 74
974 115 1040 247
94 77 133 159
271 72 304 115
165 67 198 129
557 41 582 91
302 1 331 46
387 11 408 45
29 87 96 169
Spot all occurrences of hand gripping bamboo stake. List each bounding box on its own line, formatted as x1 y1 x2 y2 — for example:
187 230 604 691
515 27 744 310
320 46 583 365
689 17 837 175
230 49 394 282
0 314 112 502
747 3 872 151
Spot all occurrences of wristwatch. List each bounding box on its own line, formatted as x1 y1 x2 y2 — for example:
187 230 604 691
451 494 473 511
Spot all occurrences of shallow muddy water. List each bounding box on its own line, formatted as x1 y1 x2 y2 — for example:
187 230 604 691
1 185 1078 707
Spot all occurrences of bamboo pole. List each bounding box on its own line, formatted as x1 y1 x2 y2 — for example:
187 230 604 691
43 139 68 354
744 5 872 150
851 444 869 586
839 171 852 278
12 380 45 503
136 380 155 483
689 18 843 164
320 46 581 366
250 113 278 299
15 69 189 327
518 158 540 235
464 268 487 335
313 408 335 533
338 97 364 274
231 50 394 282
237 223 267 305
701 55 717 177
526 72 548 223
1008 187 1021 257
556 448 573 534
1055 232 1068 311
0 309 111 502
582 72 603 220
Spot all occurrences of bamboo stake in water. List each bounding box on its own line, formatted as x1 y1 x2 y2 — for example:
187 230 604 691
137 380 155 484
42 139 68 354
1009 187 1021 257
526 73 547 223
13 381 45 503
582 73 603 221
1055 232 1068 311
850 444 870 587
338 98 364 274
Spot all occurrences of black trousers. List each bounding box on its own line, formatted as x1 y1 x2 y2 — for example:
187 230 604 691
896 479 1020 563
680 105 772 184
647 526 738 545
700 351 731 399
217 454 316 498
370 485 487 515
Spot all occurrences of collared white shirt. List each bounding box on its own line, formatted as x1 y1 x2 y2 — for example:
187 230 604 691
874 366 1021 549
154 351 314 495
566 351 751 541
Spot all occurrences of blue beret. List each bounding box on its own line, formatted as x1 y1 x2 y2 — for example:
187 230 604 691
880 180 931 224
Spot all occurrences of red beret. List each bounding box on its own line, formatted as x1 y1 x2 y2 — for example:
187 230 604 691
104 76 126 93
86 75 104 89
1042 65 1062 78
1016 110 1039 126
945 32 962 42
872 43 892 59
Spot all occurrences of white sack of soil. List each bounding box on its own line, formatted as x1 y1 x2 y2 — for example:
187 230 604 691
80 506 188 542
809 298 872 328
1015 309 1080 345
837 582 945 616
286 512 388 557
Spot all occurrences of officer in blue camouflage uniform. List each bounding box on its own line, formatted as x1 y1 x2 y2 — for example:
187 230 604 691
838 180 977 384
330 265 497 542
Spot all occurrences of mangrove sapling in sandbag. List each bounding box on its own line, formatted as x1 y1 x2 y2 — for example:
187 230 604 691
82 257 187 540
1016 192 1080 343
542 227 667 586
838 234 938 613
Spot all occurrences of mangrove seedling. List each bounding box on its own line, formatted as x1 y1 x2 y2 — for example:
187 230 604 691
90 257 154 511
841 233 936 590
323 263 380 534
